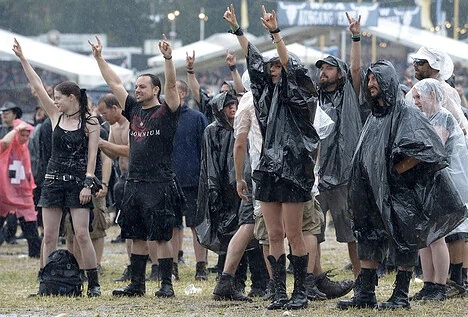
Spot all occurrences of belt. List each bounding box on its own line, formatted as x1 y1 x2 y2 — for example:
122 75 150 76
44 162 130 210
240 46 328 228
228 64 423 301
44 174 83 182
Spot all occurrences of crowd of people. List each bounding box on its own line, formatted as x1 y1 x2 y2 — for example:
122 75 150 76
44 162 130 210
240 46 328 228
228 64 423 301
0 3 467 312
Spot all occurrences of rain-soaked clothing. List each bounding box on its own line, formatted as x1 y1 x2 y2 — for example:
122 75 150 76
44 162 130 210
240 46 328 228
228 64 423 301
196 92 250 253
197 81 236 124
349 61 467 259
247 43 319 202
120 96 184 242
317 56 363 191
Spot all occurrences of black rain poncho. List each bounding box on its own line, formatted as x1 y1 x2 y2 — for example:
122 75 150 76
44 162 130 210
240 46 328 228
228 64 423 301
247 43 319 192
318 57 363 191
349 60 467 252
195 92 250 253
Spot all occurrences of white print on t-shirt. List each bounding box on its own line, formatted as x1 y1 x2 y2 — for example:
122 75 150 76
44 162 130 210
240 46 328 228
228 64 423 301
9 160 25 184
130 129 161 137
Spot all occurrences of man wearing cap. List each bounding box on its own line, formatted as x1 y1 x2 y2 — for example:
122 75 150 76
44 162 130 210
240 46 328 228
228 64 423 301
314 13 363 279
408 46 468 135
0 102 23 138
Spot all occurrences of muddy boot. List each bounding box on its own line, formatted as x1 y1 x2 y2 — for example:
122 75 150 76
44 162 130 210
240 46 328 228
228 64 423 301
155 258 175 297
195 261 208 281
213 273 252 301
378 270 412 310
337 268 378 310
86 268 101 297
172 262 179 281
304 273 327 301
283 254 308 310
147 264 161 281
315 271 354 299
411 282 434 301
113 254 147 297
114 265 132 282
421 283 447 301
267 254 289 310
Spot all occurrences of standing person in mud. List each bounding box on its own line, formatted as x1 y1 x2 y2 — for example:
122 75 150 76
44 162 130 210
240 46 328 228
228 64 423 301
224 4 320 310
89 34 183 298
12 39 101 297
314 13 363 278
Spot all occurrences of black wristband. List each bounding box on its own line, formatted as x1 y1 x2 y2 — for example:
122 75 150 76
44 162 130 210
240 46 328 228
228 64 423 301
228 26 244 36
83 177 94 189
269 28 281 34
186 70 194 74
351 34 361 42
163 55 172 60
229 65 237 71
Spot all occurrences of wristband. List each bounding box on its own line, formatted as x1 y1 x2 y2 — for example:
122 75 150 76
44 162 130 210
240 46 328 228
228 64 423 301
272 37 283 44
351 34 361 42
163 55 172 60
269 28 281 34
83 177 94 189
228 65 237 71
186 70 194 74
228 26 244 36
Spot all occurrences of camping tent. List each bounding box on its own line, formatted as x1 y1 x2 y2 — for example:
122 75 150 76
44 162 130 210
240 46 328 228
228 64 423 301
0 29 134 88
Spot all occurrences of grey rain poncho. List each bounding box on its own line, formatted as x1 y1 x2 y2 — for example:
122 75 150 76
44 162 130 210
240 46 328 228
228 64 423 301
348 60 467 252
246 43 319 193
317 56 363 191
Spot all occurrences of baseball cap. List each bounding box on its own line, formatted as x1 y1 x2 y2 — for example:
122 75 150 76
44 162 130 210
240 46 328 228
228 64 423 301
315 56 338 69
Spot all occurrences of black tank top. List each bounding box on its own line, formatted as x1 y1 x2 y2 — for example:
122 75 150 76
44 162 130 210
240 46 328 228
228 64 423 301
46 114 88 178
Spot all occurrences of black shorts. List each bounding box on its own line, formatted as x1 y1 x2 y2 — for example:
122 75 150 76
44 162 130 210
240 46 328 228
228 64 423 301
120 179 184 242
445 232 468 243
182 186 198 228
254 173 312 203
39 178 93 209
113 173 127 212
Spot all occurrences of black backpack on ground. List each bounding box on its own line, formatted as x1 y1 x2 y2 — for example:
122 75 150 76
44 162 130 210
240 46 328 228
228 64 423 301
39 249 83 296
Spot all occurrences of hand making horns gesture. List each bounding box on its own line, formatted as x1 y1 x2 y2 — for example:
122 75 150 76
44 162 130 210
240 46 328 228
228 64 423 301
346 12 361 36
260 5 278 32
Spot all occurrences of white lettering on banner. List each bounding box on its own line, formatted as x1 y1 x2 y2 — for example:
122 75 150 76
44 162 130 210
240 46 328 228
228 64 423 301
9 160 25 184
130 129 160 137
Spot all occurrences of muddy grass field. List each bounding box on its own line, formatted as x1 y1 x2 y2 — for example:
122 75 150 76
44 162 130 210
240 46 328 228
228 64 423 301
0 225 466 317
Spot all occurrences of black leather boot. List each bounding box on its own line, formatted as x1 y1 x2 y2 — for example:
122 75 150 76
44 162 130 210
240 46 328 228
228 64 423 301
86 268 101 297
378 270 412 310
283 254 309 310
195 261 208 281
114 264 132 282
304 273 327 300
213 273 252 301
155 258 175 297
172 262 179 280
267 254 289 310
113 254 147 296
147 263 161 281
337 268 378 310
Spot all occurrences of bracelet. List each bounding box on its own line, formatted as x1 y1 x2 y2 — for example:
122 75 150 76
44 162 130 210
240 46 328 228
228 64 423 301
229 24 240 32
272 37 283 44
228 65 237 71
186 70 194 74
269 28 281 34
351 34 361 42
83 177 94 189
163 55 172 60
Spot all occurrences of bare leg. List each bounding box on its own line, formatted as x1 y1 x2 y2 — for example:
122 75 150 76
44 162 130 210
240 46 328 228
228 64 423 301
282 202 306 255
223 224 254 275
190 227 207 262
348 241 360 278
304 234 318 273
70 208 97 269
148 240 159 262
42 208 63 260
260 202 284 258
92 237 105 266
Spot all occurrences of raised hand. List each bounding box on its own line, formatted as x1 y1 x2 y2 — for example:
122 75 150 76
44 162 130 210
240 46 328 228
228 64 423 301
346 12 361 36
260 5 278 31
12 38 25 60
88 35 103 59
158 34 172 59
223 3 239 27
186 50 195 69
225 50 237 67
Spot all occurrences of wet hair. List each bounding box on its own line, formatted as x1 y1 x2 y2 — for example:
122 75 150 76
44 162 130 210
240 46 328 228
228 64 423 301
54 81 95 127
98 93 121 109
137 73 162 102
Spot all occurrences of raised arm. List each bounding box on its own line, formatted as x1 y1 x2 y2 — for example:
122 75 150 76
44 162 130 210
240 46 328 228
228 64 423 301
89 36 128 110
12 39 58 121
223 4 249 58
260 5 288 67
346 12 362 97
186 50 201 104
0 122 28 151
226 50 245 94
159 34 179 112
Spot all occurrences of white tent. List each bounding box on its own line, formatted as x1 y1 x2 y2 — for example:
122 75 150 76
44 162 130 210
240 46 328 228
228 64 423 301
366 19 468 65
0 29 134 88
147 32 257 68
263 43 326 65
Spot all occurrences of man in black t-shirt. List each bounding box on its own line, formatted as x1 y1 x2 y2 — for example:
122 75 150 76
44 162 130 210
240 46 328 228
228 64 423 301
90 34 181 298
